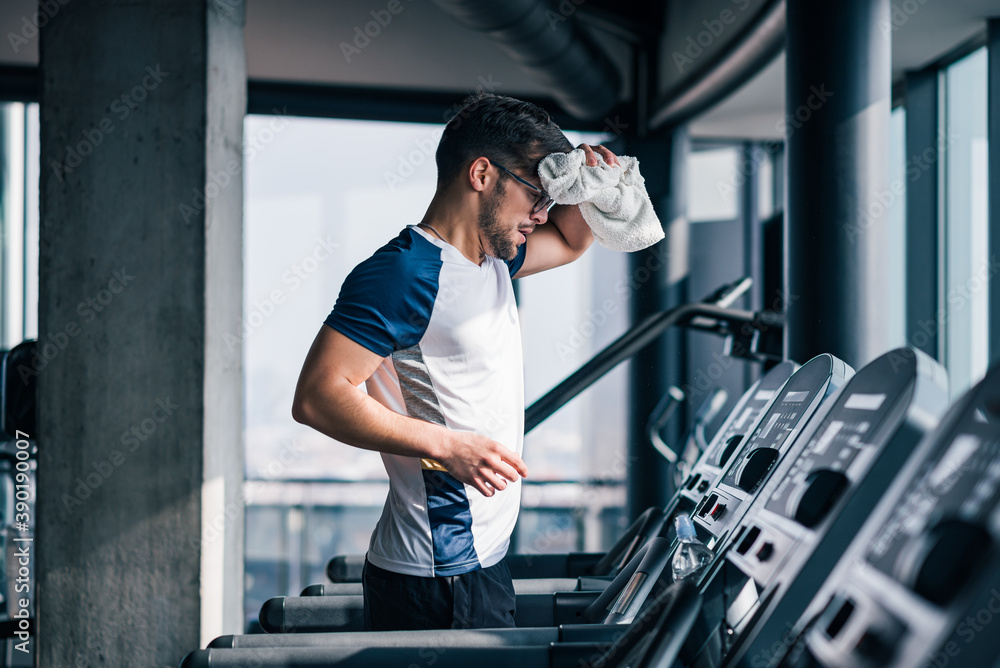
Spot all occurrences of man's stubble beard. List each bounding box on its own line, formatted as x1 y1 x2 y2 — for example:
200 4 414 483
478 177 518 261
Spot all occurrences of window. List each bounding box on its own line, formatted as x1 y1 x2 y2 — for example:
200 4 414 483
687 146 740 223
942 47 989 396
886 105 907 349
0 102 39 350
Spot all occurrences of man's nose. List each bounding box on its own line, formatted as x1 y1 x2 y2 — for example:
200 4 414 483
530 206 550 225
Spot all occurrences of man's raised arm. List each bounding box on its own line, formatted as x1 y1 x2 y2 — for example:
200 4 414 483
513 143 619 279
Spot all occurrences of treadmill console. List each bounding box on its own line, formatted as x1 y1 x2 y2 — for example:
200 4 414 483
777 361 1000 668
678 361 798 511
721 347 950 667
692 354 852 551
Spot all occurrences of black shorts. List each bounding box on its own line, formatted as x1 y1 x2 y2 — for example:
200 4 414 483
362 557 517 631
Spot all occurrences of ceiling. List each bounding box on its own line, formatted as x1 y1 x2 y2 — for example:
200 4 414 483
1 0 998 138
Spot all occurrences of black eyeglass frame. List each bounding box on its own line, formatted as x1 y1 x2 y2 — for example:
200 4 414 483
491 161 556 214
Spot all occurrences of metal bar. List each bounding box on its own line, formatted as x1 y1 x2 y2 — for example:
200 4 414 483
524 302 763 433
247 79 601 131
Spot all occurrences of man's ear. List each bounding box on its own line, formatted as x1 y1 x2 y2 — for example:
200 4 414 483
468 157 492 193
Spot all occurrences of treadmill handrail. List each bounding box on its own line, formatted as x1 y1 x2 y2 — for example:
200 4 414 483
524 302 777 433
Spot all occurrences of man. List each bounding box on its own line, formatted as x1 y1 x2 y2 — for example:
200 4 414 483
292 92 618 631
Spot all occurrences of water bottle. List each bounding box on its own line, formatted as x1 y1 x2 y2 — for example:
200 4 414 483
671 515 714 582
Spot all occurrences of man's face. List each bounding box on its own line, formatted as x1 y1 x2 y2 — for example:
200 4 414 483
479 165 549 261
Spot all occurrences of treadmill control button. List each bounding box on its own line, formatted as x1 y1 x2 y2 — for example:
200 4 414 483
855 629 895 663
710 503 726 520
756 542 774 562
697 480 710 493
736 447 780 492
900 518 992 605
719 435 743 467
793 469 850 528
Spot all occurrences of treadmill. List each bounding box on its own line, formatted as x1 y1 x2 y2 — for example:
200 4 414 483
767 359 1000 668
681 347 950 667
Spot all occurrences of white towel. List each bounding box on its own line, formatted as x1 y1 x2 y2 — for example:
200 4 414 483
538 148 664 252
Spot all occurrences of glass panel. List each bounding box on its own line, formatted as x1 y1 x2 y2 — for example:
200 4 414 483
1 104 25 349
886 105 906 349
0 102 39 350
519 233 630 484
244 115 443 481
23 104 39 342
757 148 773 221
687 147 740 222
944 47 989 396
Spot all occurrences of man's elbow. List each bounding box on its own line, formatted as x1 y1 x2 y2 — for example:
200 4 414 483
291 392 315 426
564 238 593 264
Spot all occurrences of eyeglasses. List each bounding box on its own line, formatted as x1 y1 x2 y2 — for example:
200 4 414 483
492 162 555 214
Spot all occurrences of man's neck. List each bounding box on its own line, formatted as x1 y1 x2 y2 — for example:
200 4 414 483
419 195 486 265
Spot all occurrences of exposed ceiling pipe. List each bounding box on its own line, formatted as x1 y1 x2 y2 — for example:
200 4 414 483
429 0 622 122
649 0 785 131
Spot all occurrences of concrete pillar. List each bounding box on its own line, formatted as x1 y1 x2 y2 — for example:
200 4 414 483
785 0 892 367
37 1 245 665
625 128 689 518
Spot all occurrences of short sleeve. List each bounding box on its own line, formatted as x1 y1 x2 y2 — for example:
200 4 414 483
324 236 442 358
504 242 527 277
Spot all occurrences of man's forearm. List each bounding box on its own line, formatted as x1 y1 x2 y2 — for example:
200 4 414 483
293 374 527 496
294 380 449 462
548 203 594 256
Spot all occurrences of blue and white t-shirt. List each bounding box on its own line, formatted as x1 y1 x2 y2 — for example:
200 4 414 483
325 225 527 577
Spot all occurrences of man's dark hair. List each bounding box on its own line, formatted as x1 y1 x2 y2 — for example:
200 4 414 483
435 92 573 187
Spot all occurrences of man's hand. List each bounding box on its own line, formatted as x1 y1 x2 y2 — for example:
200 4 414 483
435 432 529 497
578 142 620 168
513 143 622 278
